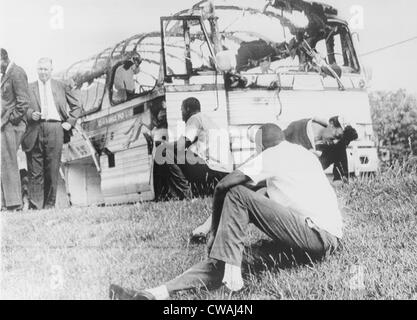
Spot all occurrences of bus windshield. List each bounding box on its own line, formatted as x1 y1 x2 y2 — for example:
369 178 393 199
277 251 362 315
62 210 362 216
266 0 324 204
188 0 361 75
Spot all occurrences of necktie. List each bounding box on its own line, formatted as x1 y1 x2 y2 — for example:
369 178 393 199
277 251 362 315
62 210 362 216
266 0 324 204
42 82 49 120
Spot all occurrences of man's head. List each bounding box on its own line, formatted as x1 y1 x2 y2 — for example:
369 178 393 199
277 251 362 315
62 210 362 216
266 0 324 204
181 97 201 122
123 53 142 73
340 125 358 145
1 48 10 74
156 108 167 128
321 116 345 141
131 53 142 74
37 57 53 83
255 123 285 152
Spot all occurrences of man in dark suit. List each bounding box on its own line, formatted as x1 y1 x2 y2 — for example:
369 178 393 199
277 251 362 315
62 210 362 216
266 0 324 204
1 48 30 211
22 57 81 209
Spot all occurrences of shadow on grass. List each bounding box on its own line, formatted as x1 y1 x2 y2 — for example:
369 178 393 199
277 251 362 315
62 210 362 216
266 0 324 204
171 239 341 300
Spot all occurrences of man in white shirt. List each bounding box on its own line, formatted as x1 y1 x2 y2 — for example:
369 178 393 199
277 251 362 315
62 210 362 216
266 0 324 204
22 57 81 209
112 53 142 104
110 123 342 300
154 97 232 200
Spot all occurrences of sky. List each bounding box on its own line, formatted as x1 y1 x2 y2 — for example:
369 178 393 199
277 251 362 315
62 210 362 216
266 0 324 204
1 0 417 94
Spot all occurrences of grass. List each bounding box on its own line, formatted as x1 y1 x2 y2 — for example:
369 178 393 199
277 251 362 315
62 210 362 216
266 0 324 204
1 163 417 300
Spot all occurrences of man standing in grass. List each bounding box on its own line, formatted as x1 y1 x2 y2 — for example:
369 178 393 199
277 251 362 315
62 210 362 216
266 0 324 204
22 57 81 210
1 48 30 211
110 123 343 300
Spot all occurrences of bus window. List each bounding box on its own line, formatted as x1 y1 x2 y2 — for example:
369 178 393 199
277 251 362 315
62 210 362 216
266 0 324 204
77 72 106 115
314 25 360 73
110 59 157 105
162 17 215 79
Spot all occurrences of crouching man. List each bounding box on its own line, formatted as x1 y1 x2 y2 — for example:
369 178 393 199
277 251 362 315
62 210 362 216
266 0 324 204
154 97 232 200
284 116 358 182
109 123 343 300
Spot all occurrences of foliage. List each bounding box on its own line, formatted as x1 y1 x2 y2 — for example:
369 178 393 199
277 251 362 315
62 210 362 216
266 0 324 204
369 90 417 162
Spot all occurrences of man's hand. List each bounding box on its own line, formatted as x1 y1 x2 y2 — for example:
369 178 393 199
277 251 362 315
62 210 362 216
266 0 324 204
62 122 72 131
32 111 41 121
310 149 323 158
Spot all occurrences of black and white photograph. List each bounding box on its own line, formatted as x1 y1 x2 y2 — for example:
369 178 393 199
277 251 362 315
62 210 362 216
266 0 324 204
1 0 417 304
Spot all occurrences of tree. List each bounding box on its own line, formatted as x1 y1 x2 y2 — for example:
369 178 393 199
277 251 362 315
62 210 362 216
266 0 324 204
369 89 417 162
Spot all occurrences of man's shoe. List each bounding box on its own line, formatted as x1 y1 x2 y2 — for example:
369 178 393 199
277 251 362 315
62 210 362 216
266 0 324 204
6 205 23 212
109 284 156 300
189 232 207 244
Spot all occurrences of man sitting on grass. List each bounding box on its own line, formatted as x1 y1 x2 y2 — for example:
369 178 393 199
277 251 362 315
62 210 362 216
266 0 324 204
109 123 343 300
154 97 232 200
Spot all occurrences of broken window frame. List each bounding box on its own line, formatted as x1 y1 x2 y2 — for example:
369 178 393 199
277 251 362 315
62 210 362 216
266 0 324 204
314 21 360 73
160 15 217 81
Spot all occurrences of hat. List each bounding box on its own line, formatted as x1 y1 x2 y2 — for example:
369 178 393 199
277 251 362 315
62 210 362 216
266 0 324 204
330 116 350 130
130 52 143 65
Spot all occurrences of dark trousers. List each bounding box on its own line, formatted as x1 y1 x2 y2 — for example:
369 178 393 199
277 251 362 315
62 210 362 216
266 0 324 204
165 186 339 293
1 122 26 209
154 143 227 200
26 122 64 209
319 142 349 181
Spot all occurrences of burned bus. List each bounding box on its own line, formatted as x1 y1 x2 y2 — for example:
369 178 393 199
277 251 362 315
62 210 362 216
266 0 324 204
59 0 378 206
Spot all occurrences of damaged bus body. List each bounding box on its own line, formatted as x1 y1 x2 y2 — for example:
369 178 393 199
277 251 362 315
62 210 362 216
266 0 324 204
60 0 378 206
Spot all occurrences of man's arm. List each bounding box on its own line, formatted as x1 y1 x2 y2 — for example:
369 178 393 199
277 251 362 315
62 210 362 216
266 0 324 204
26 84 39 124
205 170 251 253
211 170 251 234
175 115 200 155
64 83 82 127
9 68 30 125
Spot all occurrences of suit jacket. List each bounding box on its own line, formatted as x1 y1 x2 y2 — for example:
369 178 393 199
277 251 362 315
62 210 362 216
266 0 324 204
22 79 82 152
1 63 30 130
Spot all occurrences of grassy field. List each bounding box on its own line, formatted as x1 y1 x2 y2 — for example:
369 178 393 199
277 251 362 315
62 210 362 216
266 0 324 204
1 164 417 300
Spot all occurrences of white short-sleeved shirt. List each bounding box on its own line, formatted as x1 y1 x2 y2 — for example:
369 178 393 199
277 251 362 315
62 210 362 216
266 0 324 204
113 66 135 103
239 141 343 238
185 113 232 173
306 119 316 151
